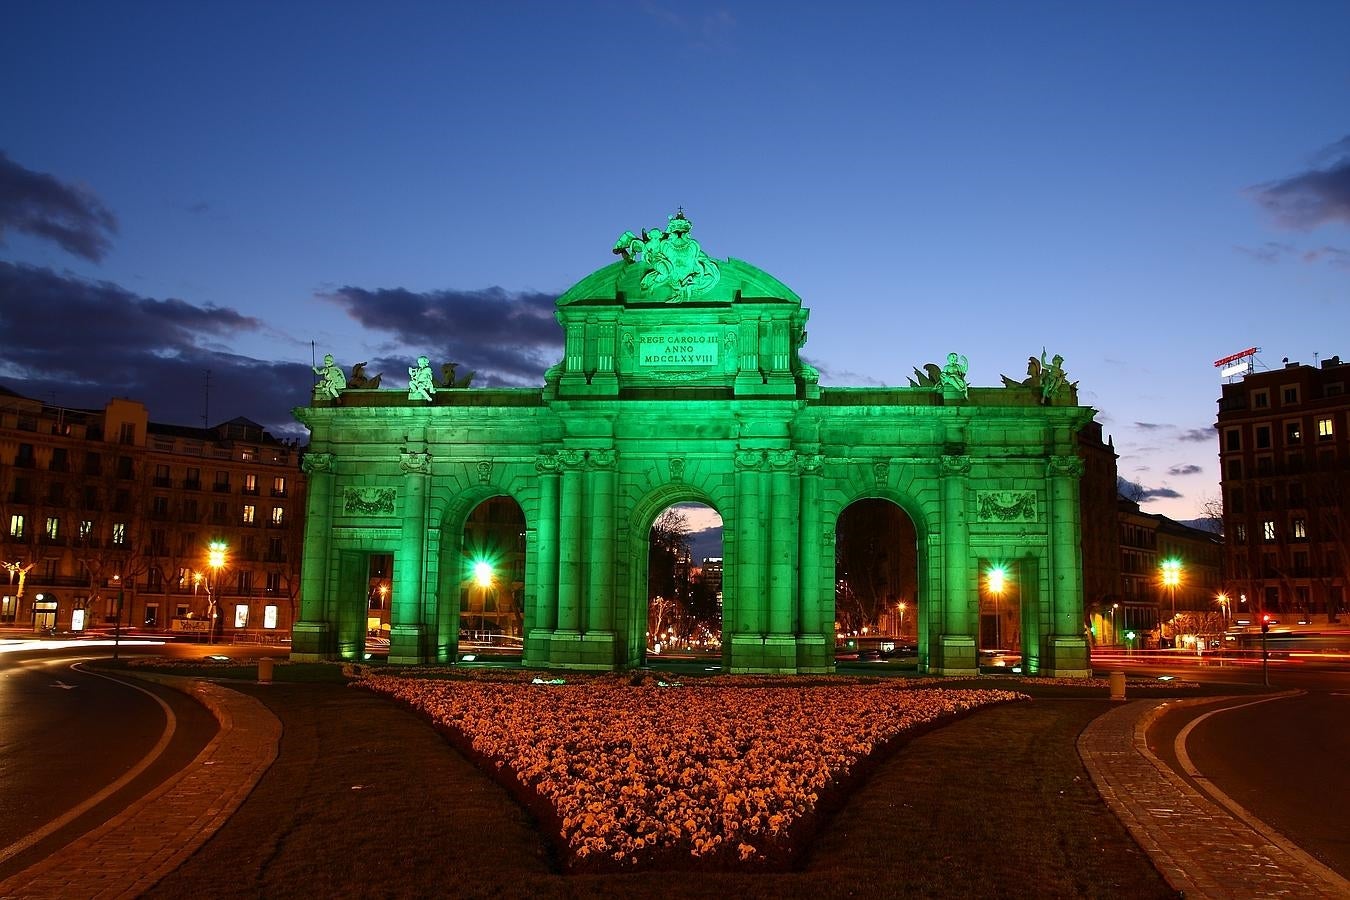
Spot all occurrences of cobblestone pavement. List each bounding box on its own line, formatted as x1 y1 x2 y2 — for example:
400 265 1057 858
0 676 281 900
1079 698 1350 900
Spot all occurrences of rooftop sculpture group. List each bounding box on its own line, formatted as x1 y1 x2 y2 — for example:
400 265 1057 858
312 353 475 403
612 209 721 302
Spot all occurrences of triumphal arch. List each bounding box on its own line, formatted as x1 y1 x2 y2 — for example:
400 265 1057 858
292 213 1092 676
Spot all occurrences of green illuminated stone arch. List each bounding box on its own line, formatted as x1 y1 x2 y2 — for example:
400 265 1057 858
292 213 1093 676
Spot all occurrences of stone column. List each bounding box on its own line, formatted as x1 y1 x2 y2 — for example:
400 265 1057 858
533 454 560 633
389 448 431 665
936 454 976 675
585 449 616 633
1045 454 1089 676
733 449 765 635
292 451 334 660
766 450 796 635
556 449 585 634
796 453 823 636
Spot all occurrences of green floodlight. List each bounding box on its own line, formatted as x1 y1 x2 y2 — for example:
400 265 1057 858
473 560 494 587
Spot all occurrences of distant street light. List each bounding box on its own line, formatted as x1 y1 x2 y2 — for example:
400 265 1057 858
207 540 228 645
112 573 124 661
986 565 1008 649
473 559 494 638
1161 558 1182 648
897 601 907 640
1111 602 1119 644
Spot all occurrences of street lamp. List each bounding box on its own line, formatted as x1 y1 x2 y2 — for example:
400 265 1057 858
1160 558 1182 649
112 573 124 661
473 559 493 639
986 565 1008 649
1111 602 1119 645
207 540 228 645
1216 592 1230 630
897 601 907 641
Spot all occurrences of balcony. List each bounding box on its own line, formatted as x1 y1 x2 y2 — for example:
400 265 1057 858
213 483 232 493
183 479 201 491
153 477 172 488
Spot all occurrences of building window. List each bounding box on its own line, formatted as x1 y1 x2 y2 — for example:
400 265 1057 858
113 522 127 545
270 506 284 526
44 517 59 541
214 471 230 492
211 501 228 524
1282 385 1299 405
185 467 201 490
1292 518 1307 539
1318 417 1334 440
1255 425 1271 449
154 463 171 487
240 447 257 462
79 520 93 540
266 572 281 593
1252 390 1269 409
263 605 278 629
1258 485 1273 509
1289 482 1304 505
152 495 169 517
1285 422 1302 444
175 603 189 619
1262 520 1276 542
1224 428 1241 452
1225 458 1242 480
1229 489 1244 513
9 515 24 539
272 476 286 497
242 504 256 524
233 604 249 628
1256 456 1273 476
144 604 159 627
237 570 253 594
117 456 135 479
243 473 258 495
1234 523 1247 543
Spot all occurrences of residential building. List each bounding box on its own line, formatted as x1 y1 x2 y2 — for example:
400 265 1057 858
1217 356 1349 620
0 386 305 638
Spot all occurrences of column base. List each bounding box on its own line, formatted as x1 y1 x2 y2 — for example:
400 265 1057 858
1041 635 1090 678
929 634 978 677
389 623 426 666
795 634 833 673
290 620 333 660
727 634 801 674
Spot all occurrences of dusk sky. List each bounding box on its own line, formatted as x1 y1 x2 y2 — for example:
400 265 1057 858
3 1 1348 527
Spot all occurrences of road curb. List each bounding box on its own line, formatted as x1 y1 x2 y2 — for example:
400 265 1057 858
1079 698 1346 899
0 674 281 900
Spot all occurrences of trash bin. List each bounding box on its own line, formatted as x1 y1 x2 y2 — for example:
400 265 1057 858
258 657 274 684
1109 670 1126 701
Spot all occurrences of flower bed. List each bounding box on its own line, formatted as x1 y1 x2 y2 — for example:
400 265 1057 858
360 674 1023 870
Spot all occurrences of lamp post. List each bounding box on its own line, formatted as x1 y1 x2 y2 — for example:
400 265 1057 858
112 573 124 661
897 601 907 641
473 559 493 641
1161 558 1182 649
1111 602 1119 646
1216 592 1230 629
207 540 228 645
986 565 1008 649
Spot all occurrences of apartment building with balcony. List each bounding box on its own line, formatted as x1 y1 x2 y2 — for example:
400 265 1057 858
1 386 306 638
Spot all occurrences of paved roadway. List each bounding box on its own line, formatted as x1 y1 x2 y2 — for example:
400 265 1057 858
0 640 219 880
1095 652 1350 880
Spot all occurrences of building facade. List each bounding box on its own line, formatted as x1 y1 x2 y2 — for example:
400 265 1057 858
1217 356 1349 620
292 215 1098 676
0 387 306 638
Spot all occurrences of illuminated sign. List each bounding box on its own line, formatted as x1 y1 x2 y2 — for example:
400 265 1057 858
1220 361 1250 378
1213 347 1259 368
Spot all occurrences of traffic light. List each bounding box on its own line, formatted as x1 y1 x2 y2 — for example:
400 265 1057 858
1261 614 1272 634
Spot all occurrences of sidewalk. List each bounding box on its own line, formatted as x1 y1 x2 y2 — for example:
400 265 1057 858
0 676 281 900
1079 698 1349 899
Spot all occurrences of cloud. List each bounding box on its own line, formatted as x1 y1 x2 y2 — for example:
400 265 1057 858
0 262 307 434
1167 464 1203 476
809 358 886 386
1133 421 1168 431
1303 245 1350 270
0 151 118 261
1118 476 1183 503
1178 428 1212 443
1235 241 1296 264
321 285 562 385
1249 136 1350 229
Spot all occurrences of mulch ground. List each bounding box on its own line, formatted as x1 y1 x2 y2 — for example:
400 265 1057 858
145 683 1178 899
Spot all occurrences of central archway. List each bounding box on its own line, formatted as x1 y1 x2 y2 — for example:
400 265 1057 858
834 498 920 662
645 502 724 664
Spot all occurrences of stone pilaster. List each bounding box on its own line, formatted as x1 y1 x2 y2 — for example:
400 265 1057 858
1045 454 1089 676
390 448 431 665
291 451 335 660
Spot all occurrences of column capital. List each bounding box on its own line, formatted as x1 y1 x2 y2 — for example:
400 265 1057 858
535 452 560 474
399 449 432 476
557 448 587 470
734 449 765 471
589 448 617 469
1047 455 1084 478
767 449 797 472
940 454 971 475
798 452 823 474
301 451 335 475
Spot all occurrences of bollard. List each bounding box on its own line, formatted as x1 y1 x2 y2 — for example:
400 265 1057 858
1109 670 1126 701
258 657 274 684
